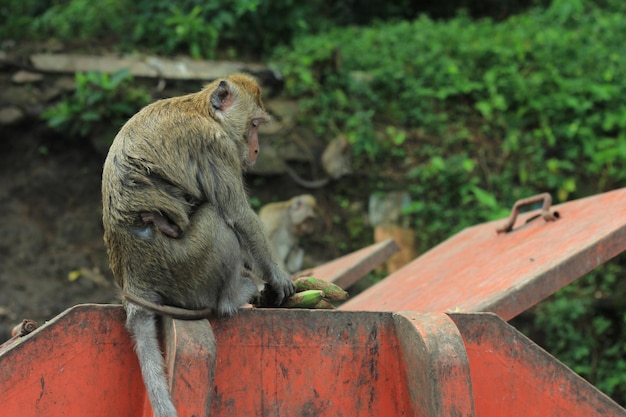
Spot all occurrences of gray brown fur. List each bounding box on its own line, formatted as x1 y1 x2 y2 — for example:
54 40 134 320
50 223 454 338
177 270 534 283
102 73 294 417
259 194 317 273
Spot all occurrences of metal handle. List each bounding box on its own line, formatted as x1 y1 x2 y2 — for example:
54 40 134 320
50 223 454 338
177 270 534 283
497 193 559 234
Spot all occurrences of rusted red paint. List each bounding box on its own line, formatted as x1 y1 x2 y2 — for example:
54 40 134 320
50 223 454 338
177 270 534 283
209 309 413 417
1 305 625 416
0 304 146 417
394 311 475 417
302 238 399 288
0 304 215 417
341 188 626 320
449 313 626 417
162 316 216 417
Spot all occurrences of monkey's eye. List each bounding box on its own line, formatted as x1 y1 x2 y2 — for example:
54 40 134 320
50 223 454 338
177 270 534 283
252 119 262 127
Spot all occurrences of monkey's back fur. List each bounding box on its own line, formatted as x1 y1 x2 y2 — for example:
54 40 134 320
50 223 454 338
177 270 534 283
103 75 264 314
101 74 294 417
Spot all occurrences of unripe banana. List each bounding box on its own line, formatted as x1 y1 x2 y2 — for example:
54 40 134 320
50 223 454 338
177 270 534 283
281 290 324 308
313 299 336 309
294 277 349 301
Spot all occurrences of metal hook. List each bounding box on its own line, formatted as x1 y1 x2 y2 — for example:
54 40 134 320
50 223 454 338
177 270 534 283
497 192 559 234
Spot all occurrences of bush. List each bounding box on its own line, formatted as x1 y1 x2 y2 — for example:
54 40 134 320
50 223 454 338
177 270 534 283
273 3 626 241
526 256 626 402
1 0 545 58
32 0 125 41
131 0 263 59
42 69 150 141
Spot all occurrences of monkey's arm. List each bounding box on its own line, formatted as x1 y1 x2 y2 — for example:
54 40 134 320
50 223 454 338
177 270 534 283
198 160 294 303
235 203 294 303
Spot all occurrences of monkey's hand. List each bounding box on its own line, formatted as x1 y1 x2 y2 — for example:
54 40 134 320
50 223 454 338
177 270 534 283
255 276 349 309
263 266 296 306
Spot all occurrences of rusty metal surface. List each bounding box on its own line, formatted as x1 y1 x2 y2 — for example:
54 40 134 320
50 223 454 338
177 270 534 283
2 305 624 416
341 188 626 320
0 304 146 417
450 313 626 417
209 309 414 416
393 311 475 417
162 316 216 417
496 192 558 233
0 305 217 417
301 238 400 288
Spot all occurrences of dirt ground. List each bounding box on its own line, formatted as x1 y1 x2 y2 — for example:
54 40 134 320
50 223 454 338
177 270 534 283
0 124 117 342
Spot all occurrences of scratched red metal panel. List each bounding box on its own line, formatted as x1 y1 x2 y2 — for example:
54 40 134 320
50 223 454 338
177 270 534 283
163 316 216 417
302 238 399 288
208 309 414 417
0 304 146 417
0 305 217 417
5 305 624 417
449 313 626 416
394 312 475 417
341 188 626 320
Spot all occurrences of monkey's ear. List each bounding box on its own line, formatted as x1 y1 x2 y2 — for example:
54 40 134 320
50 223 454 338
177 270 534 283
210 81 234 111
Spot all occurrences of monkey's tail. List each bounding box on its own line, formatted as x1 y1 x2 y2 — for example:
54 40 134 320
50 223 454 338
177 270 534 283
119 288 214 320
125 303 179 417
284 164 330 189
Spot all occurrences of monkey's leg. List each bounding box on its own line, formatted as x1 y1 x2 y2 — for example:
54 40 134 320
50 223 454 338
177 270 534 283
125 303 178 417
216 263 260 317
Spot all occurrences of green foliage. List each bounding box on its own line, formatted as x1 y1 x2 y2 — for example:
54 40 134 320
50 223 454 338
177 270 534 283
529 258 626 401
32 0 125 41
0 0 50 38
150 0 262 59
164 5 218 59
404 154 509 252
1 0 262 58
42 69 150 139
1 0 545 58
273 4 626 249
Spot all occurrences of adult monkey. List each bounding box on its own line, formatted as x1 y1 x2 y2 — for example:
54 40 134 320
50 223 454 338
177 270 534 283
102 73 295 417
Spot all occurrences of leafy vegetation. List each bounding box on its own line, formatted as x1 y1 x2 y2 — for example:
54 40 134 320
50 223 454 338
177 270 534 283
515 255 626 403
42 69 150 139
273 0 626 245
1 0 545 58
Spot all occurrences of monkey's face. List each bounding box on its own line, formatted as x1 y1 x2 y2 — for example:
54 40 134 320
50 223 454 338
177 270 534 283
204 73 270 171
243 115 270 169
290 195 318 236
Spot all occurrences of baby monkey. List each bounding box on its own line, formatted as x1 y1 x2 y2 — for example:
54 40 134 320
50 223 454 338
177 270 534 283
102 73 295 417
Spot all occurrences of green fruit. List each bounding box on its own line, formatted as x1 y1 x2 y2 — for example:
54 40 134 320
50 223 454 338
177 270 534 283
294 277 349 301
281 290 324 308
